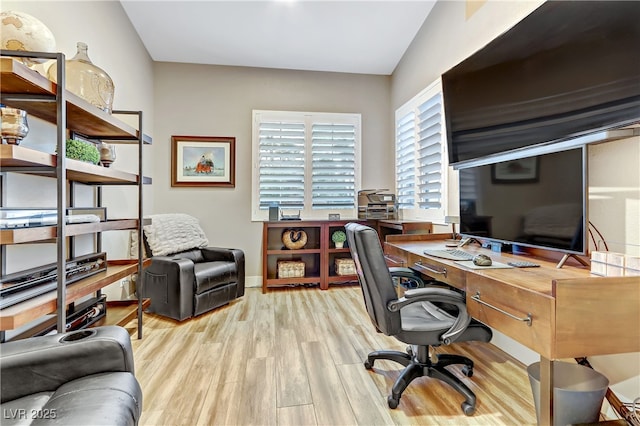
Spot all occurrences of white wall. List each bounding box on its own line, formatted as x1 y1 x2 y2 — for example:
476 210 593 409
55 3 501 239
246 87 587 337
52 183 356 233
153 63 392 281
391 0 640 404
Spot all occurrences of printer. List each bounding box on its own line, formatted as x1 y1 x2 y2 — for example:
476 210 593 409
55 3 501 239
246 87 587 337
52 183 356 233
357 189 397 219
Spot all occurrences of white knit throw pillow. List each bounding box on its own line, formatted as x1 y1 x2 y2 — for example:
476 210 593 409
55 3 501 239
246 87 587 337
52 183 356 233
143 214 209 256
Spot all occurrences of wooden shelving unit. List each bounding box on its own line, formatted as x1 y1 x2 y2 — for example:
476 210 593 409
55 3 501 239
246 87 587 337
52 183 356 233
262 220 362 292
0 55 151 340
261 219 435 292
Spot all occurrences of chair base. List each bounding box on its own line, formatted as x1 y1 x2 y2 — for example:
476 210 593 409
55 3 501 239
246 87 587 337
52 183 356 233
365 345 477 416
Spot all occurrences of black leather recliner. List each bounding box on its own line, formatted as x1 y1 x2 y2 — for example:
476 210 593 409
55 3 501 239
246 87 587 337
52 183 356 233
142 246 245 321
0 326 142 426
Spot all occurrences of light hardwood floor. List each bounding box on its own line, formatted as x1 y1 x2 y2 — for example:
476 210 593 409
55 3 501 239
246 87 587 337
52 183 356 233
125 286 538 425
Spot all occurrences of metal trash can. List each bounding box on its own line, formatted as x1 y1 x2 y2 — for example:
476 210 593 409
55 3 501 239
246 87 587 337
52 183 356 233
527 361 609 426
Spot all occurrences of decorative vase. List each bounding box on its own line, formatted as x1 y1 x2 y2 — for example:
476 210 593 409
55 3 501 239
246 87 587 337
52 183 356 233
335 241 344 249
282 229 307 250
98 142 116 167
0 106 29 145
1 10 56 67
47 42 115 114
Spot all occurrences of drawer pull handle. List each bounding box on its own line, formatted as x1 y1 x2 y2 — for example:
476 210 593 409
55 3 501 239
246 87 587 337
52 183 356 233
471 291 532 326
413 261 447 278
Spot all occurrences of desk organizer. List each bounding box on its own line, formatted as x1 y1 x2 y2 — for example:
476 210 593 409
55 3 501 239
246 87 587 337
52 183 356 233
591 251 640 277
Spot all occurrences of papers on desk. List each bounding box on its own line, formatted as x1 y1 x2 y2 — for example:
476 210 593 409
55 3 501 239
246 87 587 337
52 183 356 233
454 260 514 269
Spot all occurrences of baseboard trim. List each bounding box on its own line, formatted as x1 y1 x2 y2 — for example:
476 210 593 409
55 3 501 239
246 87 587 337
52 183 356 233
245 276 262 288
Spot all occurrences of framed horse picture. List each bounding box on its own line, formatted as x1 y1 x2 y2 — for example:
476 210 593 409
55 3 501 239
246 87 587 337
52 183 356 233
171 136 236 187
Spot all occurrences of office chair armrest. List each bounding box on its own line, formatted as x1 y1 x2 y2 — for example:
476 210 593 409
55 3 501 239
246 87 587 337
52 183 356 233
389 267 426 284
390 286 466 309
389 267 444 288
388 287 471 344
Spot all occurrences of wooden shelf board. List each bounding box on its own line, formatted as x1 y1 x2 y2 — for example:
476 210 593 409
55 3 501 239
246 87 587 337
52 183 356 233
267 249 321 255
93 298 150 328
0 219 142 244
0 145 55 168
0 260 146 331
328 248 351 253
265 277 321 286
0 145 150 184
328 275 358 283
1 58 148 141
0 56 55 95
65 158 139 183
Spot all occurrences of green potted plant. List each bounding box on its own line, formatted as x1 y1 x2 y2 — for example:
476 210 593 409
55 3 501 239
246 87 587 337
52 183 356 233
63 138 100 164
332 230 347 249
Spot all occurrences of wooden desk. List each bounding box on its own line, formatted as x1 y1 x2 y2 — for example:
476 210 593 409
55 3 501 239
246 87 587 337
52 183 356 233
384 234 640 425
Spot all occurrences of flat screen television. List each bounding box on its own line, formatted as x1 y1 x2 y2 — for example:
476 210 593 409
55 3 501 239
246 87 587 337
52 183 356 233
443 1 640 165
458 146 586 258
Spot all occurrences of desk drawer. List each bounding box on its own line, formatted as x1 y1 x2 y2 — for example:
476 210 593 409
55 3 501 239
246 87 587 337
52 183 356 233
407 253 466 290
466 275 553 358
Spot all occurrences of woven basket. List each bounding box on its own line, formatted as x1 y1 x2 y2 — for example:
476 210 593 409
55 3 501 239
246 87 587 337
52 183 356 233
335 258 356 276
282 229 307 250
278 261 305 278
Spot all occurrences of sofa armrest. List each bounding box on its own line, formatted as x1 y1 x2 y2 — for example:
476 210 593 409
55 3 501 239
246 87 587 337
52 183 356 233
201 247 245 297
142 256 196 321
201 247 242 263
145 255 196 281
0 326 135 403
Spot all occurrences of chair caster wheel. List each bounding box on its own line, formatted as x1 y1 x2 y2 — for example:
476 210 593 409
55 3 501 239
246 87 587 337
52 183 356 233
461 365 473 377
387 396 399 409
364 360 373 370
461 402 475 416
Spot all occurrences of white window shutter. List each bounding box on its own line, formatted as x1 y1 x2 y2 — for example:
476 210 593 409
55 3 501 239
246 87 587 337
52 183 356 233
258 121 306 209
311 123 356 209
416 93 443 210
396 111 416 209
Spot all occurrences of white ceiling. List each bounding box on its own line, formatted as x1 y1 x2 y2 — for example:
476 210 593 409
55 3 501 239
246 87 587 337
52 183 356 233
120 0 436 75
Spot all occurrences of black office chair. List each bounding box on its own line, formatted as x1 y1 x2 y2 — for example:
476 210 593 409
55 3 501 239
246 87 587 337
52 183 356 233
345 222 492 415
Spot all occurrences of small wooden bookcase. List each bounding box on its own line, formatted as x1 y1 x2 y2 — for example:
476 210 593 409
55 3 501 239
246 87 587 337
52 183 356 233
262 220 363 292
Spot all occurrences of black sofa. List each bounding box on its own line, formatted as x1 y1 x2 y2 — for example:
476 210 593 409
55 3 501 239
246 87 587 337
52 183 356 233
0 326 142 425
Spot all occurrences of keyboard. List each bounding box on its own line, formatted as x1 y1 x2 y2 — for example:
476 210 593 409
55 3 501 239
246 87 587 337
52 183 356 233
422 249 475 261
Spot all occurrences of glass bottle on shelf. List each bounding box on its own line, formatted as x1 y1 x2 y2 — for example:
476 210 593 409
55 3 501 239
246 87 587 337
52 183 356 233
0 105 29 145
47 42 115 114
98 141 116 167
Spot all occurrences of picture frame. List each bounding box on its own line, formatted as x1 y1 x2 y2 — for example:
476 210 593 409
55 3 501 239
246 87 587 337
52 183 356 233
491 157 539 183
171 136 235 187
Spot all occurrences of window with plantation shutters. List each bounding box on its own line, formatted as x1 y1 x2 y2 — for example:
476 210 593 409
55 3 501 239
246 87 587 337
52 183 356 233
252 111 361 220
395 79 448 221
